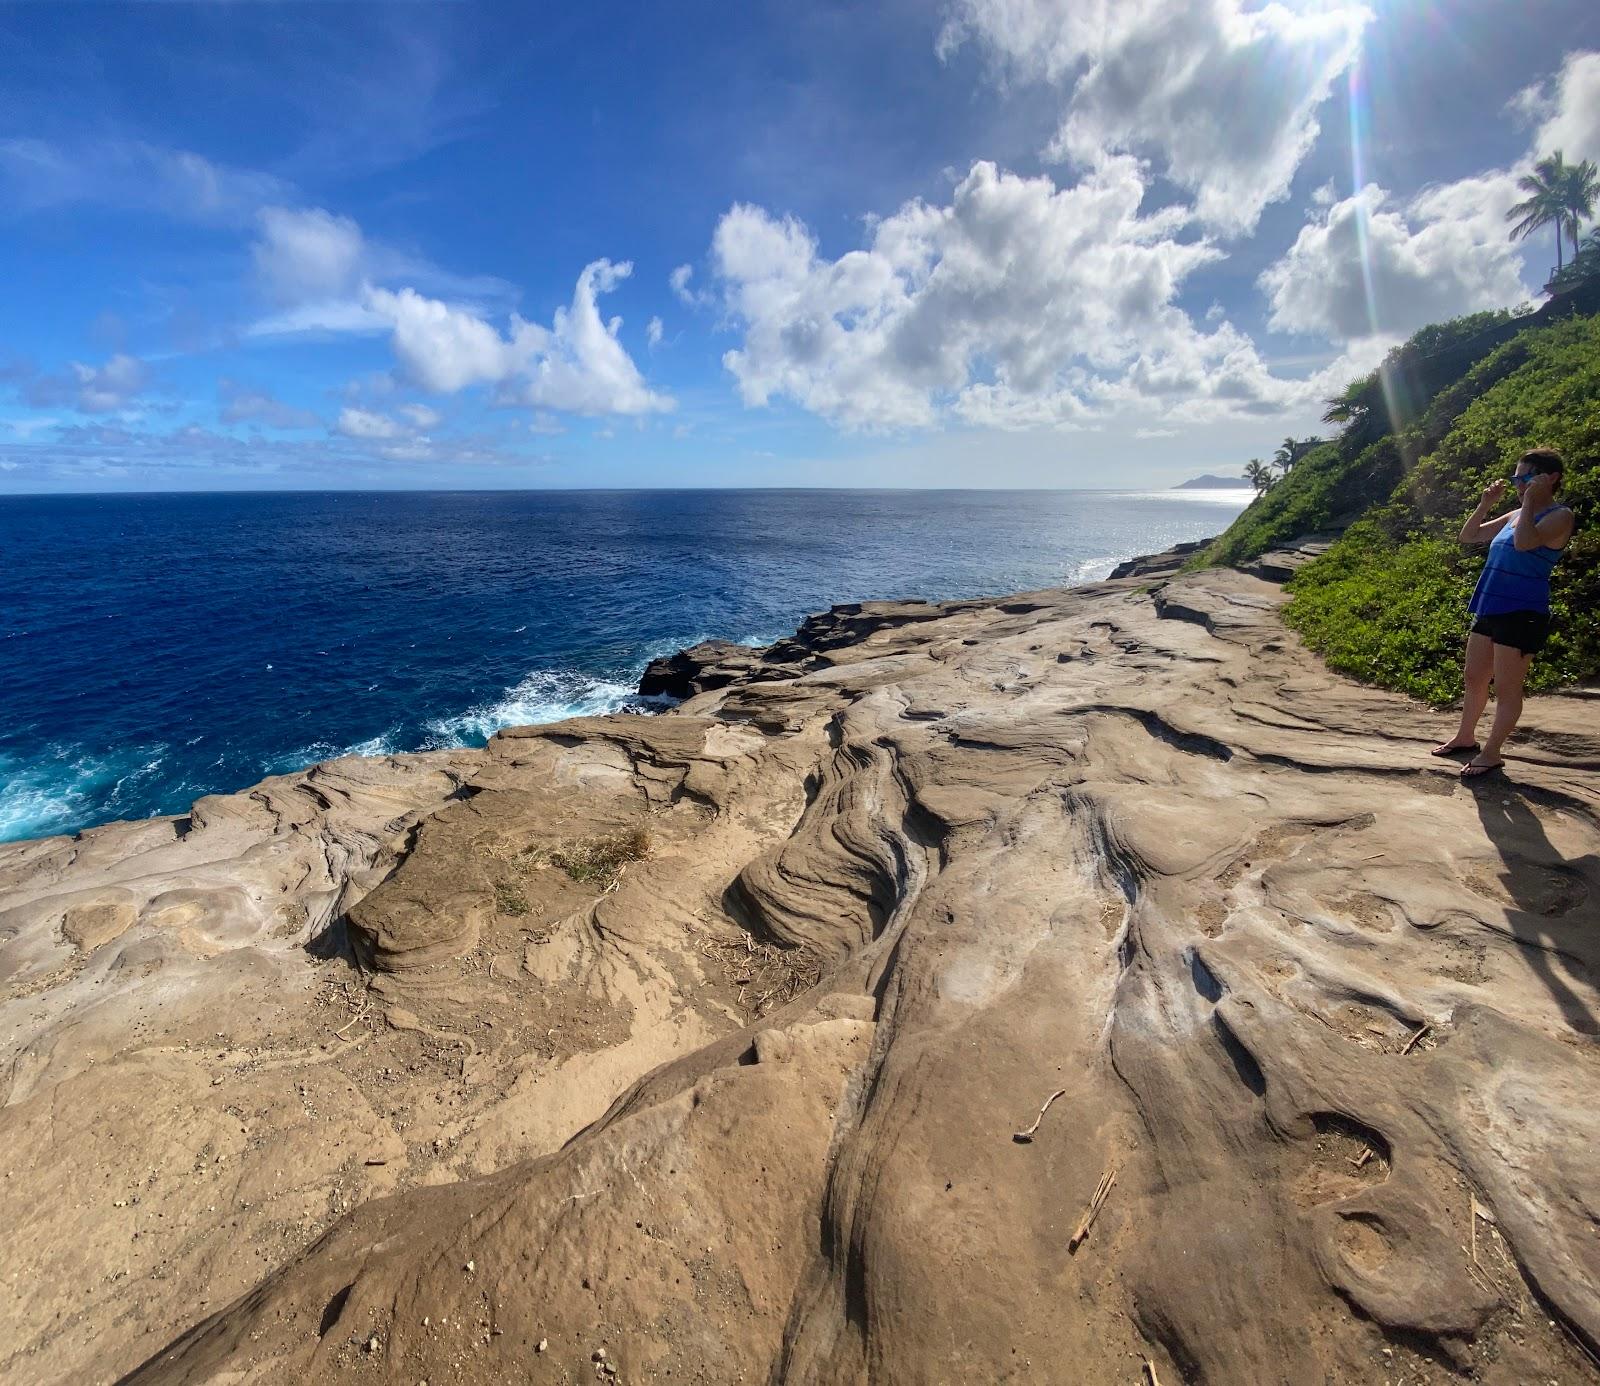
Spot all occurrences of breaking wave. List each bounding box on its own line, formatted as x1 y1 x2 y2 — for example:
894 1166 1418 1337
423 668 664 747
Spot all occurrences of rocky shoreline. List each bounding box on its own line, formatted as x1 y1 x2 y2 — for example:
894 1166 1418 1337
3 547 1599 1384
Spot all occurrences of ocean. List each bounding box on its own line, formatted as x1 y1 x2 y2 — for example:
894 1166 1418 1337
0 488 1249 843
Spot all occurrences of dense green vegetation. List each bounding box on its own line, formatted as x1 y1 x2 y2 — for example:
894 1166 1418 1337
1200 305 1600 705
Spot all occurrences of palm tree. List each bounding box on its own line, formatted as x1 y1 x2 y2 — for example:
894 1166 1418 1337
1244 458 1275 495
1559 157 1600 262
1507 152 1572 273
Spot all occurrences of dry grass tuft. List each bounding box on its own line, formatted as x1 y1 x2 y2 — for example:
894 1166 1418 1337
550 824 653 890
698 930 821 1017
479 822 652 917
492 880 532 916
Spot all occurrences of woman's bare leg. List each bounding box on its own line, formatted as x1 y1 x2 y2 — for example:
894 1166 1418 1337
1468 643 1533 770
1438 632 1493 751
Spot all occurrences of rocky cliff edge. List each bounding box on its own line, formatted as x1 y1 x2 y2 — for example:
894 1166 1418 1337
2 557 1598 1385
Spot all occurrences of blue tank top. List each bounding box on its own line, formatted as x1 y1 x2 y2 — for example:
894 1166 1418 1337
1468 506 1568 616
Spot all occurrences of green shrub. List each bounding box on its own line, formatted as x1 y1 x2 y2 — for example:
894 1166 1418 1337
1197 308 1543 568
1277 313 1600 701
1284 525 1477 706
1197 439 1388 567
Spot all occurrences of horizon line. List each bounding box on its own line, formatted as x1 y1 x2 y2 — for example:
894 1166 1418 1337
0 482 1255 499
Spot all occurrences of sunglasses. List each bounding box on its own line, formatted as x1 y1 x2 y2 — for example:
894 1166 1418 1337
1511 473 1540 485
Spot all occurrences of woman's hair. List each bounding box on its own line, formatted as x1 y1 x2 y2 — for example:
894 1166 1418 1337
1519 447 1564 475
1519 447 1565 490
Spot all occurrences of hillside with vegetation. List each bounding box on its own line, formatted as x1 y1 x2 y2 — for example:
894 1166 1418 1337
1198 291 1600 705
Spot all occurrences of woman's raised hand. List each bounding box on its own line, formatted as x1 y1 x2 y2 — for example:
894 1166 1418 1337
1481 478 1508 507
1522 471 1558 507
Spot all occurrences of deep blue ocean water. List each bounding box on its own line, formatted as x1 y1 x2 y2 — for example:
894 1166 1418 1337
0 488 1249 843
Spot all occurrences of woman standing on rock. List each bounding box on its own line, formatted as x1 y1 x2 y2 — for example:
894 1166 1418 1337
1435 448 1574 778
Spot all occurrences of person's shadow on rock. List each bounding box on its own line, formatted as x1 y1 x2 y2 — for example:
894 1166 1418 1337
1471 783 1600 1037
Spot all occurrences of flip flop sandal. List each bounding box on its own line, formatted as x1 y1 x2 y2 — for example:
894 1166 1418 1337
1431 742 1480 757
1460 760 1505 779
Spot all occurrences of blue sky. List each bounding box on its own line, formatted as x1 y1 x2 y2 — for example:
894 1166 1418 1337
2 0 1599 492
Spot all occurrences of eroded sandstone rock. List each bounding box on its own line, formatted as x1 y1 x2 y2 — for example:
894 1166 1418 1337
3 562 1598 1385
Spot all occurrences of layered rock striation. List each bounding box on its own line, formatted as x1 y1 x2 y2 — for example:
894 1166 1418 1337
2 558 1598 1384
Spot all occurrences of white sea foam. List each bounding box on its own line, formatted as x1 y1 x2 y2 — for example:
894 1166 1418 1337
423 668 647 747
0 760 91 841
636 630 717 663
266 730 402 773
343 733 399 758
0 743 167 843
1068 555 1128 583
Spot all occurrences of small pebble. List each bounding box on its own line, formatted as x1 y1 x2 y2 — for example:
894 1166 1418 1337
537 1338 548 1352
594 1347 607 1361
465 1260 475 1273
366 1335 380 1353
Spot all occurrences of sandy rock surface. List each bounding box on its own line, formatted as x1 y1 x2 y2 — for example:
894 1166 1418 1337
2 563 1598 1385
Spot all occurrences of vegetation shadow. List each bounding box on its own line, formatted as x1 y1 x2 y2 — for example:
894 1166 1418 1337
1471 782 1600 1036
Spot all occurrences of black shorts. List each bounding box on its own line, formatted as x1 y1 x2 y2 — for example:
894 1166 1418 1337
1471 610 1552 655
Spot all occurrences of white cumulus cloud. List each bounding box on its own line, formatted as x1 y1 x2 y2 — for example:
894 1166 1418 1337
509 260 674 415
252 206 366 304
1259 179 1527 340
1261 48 1600 345
244 205 517 339
398 403 442 429
938 0 1371 236
67 354 148 414
335 407 403 440
363 285 519 393
365 260 673 416
1526 50 1600 164
710 157 1314 431
9 353 150 414
669 263 709 307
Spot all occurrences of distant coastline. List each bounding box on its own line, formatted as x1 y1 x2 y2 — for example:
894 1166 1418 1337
1174 473 1250 489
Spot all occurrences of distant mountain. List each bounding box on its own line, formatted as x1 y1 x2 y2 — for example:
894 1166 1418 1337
1175 473 1250 489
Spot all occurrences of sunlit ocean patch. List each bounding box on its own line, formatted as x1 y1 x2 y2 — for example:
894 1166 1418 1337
1129 488 1256 504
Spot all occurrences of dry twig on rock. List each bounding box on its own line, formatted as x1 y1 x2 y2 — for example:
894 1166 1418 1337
1011 1088 1067 1143
1401 1022 1430 1055
333 994 370 1039
1069 1166 1117 1253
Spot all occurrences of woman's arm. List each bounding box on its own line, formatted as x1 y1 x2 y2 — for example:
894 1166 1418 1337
1460 480 1514 544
